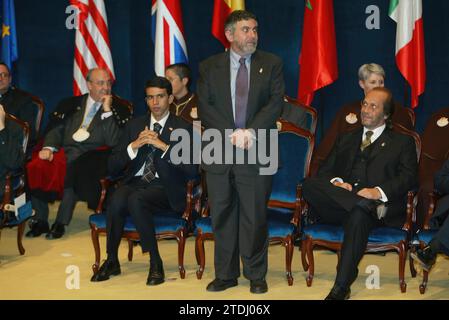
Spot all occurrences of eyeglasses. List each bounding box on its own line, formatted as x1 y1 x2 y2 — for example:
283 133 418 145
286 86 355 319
361 100 379 110
145 93 168 102
88 80 113 87
0 72 10 79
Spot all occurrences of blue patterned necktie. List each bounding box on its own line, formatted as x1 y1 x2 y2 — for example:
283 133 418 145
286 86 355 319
235 57 249 129
82 102 100 128
141 122 162 183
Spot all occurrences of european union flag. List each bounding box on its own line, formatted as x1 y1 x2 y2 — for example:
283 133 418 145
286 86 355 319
1 0 17 69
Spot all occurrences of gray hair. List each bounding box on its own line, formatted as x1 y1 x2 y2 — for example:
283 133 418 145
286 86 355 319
224 10 257 34
358 63 385 81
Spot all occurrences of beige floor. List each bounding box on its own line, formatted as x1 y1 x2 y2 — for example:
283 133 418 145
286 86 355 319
1 201 449 300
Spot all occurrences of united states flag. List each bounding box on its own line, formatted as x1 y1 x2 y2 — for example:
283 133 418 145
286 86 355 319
70 0 115 96
151 0 188 76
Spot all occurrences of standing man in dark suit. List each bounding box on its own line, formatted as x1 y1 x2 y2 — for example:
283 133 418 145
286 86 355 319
412 158 449 270
0 62 36 143
27 68 123 239
197 10 284 294
302 87 418 299
0 105 24 197
91 77 198 285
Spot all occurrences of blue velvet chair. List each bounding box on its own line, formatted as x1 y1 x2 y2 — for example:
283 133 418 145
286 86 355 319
89 177 201 279
195 119 315 285
301 123 421 293
0 114 30 256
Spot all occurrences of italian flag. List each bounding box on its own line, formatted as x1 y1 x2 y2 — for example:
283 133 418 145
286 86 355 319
211 0 245 48
389 0 426 108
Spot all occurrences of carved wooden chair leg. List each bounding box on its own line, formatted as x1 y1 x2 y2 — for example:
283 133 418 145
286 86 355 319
420 269 429 294
300 239 309 271
305 238 314 287
399 241 407 293
91 227 101 275
17 220 26 255
409 245 417 278
195 232 206 280
285 236 294 286
178 229 186 279
127 239 133 261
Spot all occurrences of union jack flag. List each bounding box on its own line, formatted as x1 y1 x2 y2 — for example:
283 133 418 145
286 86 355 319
151 0 188 76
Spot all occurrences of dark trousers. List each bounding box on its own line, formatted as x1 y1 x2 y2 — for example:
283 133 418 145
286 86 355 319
302 177 383 288
31 188 78 226
206 166 272 281
105 178 172 263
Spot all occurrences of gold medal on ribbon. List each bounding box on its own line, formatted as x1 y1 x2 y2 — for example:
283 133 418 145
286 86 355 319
72 128 90 142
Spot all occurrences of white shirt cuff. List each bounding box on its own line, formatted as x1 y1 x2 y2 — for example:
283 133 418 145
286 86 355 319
43 146 57 152
127 143 138 160
375 187 388 202
330 177 343 184
101 111 113 120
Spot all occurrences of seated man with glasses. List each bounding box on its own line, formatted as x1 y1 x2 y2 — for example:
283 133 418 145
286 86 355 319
0 62 37 143
27 68 132 239
91 76 198 285
302 87 418 299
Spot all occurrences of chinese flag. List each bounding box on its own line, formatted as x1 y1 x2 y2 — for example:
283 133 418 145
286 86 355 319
297 0 338 105
212 0 245 48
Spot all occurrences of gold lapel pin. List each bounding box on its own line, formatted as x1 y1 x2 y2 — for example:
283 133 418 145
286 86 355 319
381 142 386 147
259 68 263 74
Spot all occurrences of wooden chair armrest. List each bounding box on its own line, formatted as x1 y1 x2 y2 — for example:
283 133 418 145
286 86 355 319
182 178 202 222
95 175 124 214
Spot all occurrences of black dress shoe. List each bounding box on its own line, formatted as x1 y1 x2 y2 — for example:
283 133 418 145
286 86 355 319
25 220 50 238
325 285 351 300
250 279 268 294
206 278 238 292
411 246 437 271
91 260 121 282
45 222 65 240
146 262 165 286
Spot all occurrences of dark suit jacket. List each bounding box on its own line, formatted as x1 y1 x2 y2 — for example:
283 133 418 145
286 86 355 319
318 127 418 226
43 95 121 163
108 113 199 213
45 94 132 135
0 87 36 142
430 159 449 228
0 120 25 194
197 49 284 174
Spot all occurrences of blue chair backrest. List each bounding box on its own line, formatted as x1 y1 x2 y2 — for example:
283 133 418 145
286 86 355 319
269 120 314 206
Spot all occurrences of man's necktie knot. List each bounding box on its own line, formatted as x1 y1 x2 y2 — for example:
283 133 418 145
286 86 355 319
361 130 374 151
153 122 162 134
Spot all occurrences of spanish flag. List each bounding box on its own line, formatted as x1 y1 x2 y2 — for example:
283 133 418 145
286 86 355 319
211 0 245 48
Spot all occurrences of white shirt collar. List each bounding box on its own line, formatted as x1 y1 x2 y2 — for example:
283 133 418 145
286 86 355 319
87 95 101 111
150 111 170 132
363 123 386 143
230 49 251 65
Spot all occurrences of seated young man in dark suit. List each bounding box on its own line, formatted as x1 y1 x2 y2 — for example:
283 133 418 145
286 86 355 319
412 158 449 270
0 105 25 199
302 87 418 300
91 76 198 286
